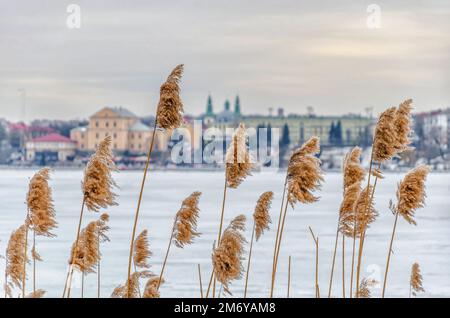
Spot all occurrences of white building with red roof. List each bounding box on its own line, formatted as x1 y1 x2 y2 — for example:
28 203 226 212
25 133 77 163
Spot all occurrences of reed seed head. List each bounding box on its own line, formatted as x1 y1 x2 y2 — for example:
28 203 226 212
111 270 154 298
133 229 152 269
143 276 163 298
373 107 398 163
225 123 254 189
410 262 425 296
353 186 378 236
212 215 246 294
287 136 323 206
27 167 57 237
5 224 28 290
395 165 430 225
393 99 413 152
25 289 46 298
253 191 273 241
357 278 377 298
82 136 117 212
174 191 201 248
156 64 184 130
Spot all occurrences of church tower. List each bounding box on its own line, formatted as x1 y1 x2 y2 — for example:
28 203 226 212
206 94 214 115
224 99 231 111
234 95 241 116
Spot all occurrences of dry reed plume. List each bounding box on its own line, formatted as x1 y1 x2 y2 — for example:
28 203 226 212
244 191 273 297
395 165 430 225
5 224 28 297
112 271 155 298
82 136 117 212
212 215 246 295
372 107 398 163
357 278 377 298
253 192 273 241
143 277 163 298
156 64 184 130
126 64 185 298
225 123 254 189
25 289 46 298
133 230 152 269
27 168 57 237
410 262 424 297
287 136 323 206
382 165 429 297
173 191 202 247
27 167 57 294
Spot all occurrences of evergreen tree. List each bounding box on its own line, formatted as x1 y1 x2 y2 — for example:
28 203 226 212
329 122 336 145
280 123 290 148
335 120 343 145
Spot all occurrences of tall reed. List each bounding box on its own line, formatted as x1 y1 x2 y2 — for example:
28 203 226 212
270 136 323 297
356 99 413 296
126 64 184 298
26 167 57 294
244 191 273 297
207 124 254 297
212 215 246 296
382 165 429 297
328 147 364 298
157 191 201 290
64 136 116 298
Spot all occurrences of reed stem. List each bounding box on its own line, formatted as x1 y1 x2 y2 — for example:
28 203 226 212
269 176 288 297
33 230 36 294
126 121 157 298
327 220 340 298
309 227 319 298
198 264 203 298
342 235 345 298
66 196 86 298
157 218 177 290
22 213 29 298
81 272 84 298
287 255 291 298
97 229 100 298
349 210 357 298
244 222 256 298
382 212 399 298
271 190 289 297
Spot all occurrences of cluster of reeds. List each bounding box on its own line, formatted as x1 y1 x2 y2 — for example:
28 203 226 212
0 67 432 300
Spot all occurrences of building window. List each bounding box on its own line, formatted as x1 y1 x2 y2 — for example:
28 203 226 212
96 133 99 139
106 121 109 128
113 122 117 127
81 133 84 138
113 133 117 139
114 143 117 149
95 121 99 127
131 133 134 139
81 144 84 149
138 133 142 139
131 144 134 149
138 144 142 149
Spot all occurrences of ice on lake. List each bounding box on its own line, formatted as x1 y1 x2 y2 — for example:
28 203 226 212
0 169 449 298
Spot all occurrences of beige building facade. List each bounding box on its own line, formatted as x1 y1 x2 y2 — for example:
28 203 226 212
70 107 168 154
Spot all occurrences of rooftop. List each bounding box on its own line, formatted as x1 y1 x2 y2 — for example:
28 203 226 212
31 133 76 143
129 121 152 132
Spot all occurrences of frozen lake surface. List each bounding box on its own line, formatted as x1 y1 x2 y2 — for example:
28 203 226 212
0 169 449 298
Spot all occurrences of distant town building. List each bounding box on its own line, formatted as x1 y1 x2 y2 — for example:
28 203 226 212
70 107 168 154
25 133 76 163
199 95 373 146
418 109 450 150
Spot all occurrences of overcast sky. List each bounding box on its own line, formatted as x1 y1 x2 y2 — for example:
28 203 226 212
0 0 449 122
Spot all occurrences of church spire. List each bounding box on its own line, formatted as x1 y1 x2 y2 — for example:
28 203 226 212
224 99 230 111
234 95 241 115
206 94 213 115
